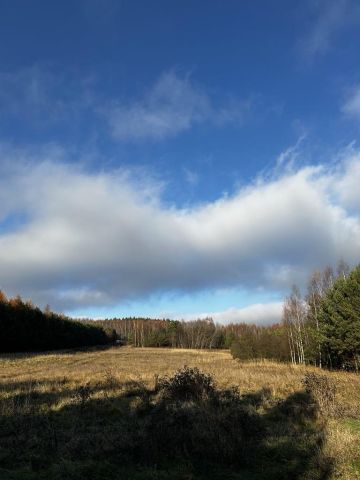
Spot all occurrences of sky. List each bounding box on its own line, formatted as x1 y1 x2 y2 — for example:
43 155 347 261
0 0 360 324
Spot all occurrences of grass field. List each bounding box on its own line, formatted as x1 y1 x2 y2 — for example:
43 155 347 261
1 346 360 479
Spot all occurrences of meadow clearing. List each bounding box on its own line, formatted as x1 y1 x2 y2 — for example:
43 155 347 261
0 346 359 479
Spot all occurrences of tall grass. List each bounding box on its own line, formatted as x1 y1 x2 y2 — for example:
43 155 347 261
0 347 359 479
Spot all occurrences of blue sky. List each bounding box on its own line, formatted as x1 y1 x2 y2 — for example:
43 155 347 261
0 0 360 323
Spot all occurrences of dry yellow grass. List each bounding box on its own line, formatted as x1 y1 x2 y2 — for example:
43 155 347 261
325 419 360 480
1 346 360 405
1 346 360 479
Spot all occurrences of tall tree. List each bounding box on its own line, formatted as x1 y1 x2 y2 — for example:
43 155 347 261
283 285 308 364
319 264 360 371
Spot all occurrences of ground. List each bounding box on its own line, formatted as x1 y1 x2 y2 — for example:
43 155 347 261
0 347 359 479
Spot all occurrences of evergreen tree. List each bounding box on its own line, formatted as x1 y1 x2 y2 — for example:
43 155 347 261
319 264 360 371
0 292 111 353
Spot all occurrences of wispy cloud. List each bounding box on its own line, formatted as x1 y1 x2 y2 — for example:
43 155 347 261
0 66 60 121
105 71 248 142
0 143 360 312
274 134 307 174
300 0 360 58
183 167 199 187
0 65 96 128
342 85 360 120
0 66 252 143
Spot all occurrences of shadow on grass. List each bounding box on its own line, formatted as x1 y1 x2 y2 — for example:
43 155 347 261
0 344 116 360
0 370 333 480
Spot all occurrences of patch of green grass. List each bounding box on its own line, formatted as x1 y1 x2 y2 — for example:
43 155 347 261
342 418 360 433
343 421 360 476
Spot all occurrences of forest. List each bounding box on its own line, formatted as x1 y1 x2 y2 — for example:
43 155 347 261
282 260 360 371
0 292 112 352
94 316 289 359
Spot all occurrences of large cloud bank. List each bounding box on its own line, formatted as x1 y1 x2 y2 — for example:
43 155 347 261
0 146 360 312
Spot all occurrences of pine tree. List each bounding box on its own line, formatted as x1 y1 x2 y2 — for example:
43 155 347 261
320 264 360 371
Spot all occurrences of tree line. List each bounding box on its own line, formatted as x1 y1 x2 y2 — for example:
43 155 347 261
0 291 112 352
1 289 287 357
1 259 359 369
95 259 360 370
282 260 360 371
91 317 289 360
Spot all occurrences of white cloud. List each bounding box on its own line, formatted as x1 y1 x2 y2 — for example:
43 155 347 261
300 0 360 58
0 144 360 312
106 71 246 141
333 151 360 210
186 302 283 326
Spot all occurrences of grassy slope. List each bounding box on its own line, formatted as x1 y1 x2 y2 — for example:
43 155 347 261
0 347 359 479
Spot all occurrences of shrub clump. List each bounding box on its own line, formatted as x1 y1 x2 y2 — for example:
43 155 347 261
143 366 263 467
302 372 337 416
156 366 216 402
72 384 92 407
